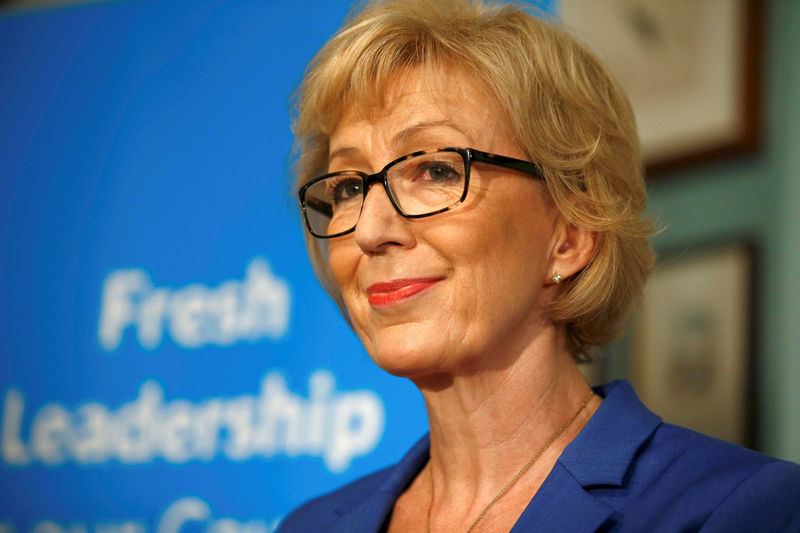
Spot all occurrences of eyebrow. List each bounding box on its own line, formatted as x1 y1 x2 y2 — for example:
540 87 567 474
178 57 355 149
328 119 471 164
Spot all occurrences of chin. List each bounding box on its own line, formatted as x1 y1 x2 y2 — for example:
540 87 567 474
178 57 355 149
367 344 435 378
363 328 451 379
366 333 489 387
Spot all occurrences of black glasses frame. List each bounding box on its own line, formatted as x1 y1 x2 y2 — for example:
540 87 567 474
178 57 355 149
298 147 543 239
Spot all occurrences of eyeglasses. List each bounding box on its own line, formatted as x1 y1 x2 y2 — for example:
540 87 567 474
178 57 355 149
298 147 543 239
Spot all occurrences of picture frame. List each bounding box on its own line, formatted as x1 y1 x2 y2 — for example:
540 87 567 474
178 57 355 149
629 240 757 447
560 0 762 175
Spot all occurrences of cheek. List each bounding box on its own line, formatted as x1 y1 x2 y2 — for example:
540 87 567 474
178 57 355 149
453 203 554 319
327 240 365 319
327 240 358 289
456 206 551 282
328 242 378 350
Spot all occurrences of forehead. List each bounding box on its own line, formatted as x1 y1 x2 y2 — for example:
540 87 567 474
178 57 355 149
330 67 510 157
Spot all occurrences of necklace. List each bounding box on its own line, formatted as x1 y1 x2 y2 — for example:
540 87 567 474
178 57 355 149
425 390 595 533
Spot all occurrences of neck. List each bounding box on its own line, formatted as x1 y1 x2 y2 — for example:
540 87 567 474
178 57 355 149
415 326 598 514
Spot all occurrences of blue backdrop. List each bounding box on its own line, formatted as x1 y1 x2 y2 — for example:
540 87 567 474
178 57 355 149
0 0 552 530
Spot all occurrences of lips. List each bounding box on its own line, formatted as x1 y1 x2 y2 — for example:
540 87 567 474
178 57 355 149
366 277 444 307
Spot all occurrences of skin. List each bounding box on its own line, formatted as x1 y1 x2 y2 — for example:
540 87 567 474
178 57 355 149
326 68 601 532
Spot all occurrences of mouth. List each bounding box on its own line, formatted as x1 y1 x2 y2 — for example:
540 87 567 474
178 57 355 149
366 277 444 307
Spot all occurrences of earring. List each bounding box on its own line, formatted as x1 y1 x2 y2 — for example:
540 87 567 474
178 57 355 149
552 273 563 284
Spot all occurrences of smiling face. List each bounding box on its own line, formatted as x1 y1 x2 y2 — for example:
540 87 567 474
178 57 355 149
326 69 563 381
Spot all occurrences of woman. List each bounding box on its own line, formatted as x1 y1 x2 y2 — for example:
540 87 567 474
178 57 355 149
280 0 800 531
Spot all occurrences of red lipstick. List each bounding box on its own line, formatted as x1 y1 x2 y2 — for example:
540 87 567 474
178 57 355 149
366 277 443 307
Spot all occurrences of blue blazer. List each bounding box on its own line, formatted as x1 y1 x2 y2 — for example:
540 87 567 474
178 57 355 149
279 381 800 532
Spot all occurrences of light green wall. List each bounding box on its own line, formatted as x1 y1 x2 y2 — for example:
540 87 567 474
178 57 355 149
645 0 800 461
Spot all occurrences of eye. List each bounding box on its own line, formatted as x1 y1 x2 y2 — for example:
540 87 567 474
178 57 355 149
417 161 462 182
328 176 363 205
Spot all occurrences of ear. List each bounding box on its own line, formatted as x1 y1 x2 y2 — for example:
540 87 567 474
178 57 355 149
545 216 595 285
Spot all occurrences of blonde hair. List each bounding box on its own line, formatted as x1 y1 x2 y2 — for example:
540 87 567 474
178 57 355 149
291 0 654 360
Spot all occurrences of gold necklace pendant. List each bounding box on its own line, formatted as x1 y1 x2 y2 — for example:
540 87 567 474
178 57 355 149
425 390 595 533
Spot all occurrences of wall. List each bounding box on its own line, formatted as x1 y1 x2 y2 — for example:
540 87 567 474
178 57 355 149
645 0 800 461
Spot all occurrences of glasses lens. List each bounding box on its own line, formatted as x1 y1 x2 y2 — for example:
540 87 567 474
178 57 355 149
303 173 364 237
302 150 469 238
388 151 467 215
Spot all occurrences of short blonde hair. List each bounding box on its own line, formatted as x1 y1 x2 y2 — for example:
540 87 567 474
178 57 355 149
291 0 654 360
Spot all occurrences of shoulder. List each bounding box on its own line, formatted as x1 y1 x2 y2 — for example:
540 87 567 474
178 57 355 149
643 423 800 530
643 421 778 473
701 452 800 532
277 466 394 532
581 381 800 531
612 419 800 531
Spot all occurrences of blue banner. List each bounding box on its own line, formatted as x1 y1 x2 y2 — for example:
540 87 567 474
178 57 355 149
0 0 553 530
0 0 430 529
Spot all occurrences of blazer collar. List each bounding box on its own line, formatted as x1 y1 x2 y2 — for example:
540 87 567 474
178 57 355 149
331 380 661 532
559 380 662 486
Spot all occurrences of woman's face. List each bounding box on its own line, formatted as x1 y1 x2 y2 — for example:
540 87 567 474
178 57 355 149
327 69 562 381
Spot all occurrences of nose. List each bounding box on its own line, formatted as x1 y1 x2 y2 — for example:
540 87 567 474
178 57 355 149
353 182 416 254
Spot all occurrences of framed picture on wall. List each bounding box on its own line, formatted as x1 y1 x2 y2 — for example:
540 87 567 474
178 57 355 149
560 0 762 175
629 241 756 447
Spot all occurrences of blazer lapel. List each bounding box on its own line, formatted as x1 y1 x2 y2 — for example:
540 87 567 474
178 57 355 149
513 380 662 532
329 491 399 533
510 464 615 532
330 435 431 533
559 380 662 486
